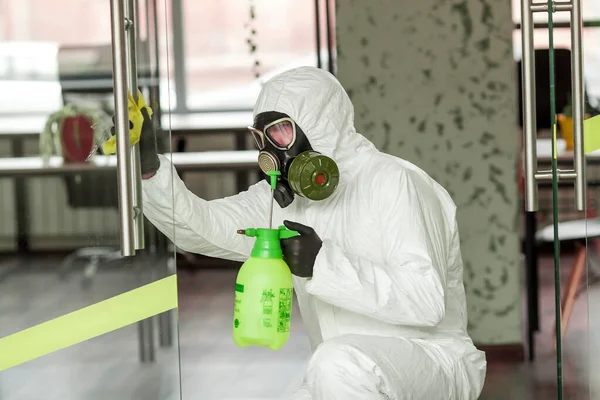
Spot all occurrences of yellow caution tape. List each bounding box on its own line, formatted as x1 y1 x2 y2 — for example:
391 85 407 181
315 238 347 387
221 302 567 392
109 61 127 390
0 274 177 372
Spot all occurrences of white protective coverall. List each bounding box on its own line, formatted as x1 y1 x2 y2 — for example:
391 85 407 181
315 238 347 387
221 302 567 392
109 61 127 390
141 66 487 399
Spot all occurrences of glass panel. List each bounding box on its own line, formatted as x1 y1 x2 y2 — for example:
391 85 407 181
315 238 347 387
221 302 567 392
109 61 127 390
181 0 335 111
585 18 600 395
512 1 598 398
512 0 600 23
512 27 600 100
587 178 600 398
0 0 181 398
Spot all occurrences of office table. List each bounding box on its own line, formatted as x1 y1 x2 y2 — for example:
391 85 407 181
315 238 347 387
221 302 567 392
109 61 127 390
0 150 259 176
0 112 254 154
0 112 255 251
0 150 260 250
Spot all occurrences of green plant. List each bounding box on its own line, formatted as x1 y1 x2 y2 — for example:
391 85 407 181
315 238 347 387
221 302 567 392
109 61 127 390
246 1 260 78
39 104 111 162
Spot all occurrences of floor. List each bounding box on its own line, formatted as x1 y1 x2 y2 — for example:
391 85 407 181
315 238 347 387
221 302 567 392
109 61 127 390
0 251 598 399
482 250 600 400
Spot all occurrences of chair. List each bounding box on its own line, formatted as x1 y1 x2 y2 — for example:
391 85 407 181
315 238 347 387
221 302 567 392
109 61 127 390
57 169 124 287
536 219 600 339
52 112 123 287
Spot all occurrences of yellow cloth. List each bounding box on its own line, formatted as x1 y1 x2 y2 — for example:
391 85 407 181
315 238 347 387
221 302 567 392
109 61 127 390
102 89 153 155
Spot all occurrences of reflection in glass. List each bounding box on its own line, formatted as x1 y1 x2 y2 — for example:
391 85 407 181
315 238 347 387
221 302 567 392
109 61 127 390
0 0 182 398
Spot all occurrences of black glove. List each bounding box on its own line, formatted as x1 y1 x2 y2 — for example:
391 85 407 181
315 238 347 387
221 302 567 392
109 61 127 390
280 220 323 278
110 107 160 177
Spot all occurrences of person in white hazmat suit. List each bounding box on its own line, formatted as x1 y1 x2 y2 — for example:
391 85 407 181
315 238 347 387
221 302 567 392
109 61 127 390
107 66 486 399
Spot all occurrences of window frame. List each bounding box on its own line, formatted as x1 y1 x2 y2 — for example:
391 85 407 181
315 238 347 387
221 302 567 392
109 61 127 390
168 0 336 114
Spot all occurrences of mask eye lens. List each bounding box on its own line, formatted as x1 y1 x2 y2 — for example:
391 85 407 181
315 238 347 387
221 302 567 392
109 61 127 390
265 120 295 148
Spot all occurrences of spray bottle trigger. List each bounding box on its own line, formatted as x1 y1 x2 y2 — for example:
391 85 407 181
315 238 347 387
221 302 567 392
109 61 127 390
278 225 299 239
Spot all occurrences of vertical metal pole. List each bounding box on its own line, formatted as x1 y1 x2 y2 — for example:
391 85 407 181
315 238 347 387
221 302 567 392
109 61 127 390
525 212 539 361
172 0 187 112
138 318 156 362
123 0 155 363
148 0 163 126
324 0 334 75
314 0 322 69
137 254 156 362
571 0 586 211
143 0 152 64
158 309 173 347
125 0 146 250
519 1 540 364
110 0 135 257
520 0 539 212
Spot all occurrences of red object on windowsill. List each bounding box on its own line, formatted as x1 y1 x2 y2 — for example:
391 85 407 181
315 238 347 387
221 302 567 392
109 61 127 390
61 115 95 163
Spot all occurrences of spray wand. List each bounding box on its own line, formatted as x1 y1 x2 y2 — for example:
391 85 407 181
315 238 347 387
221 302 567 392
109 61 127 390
267 170 281 228
235 170 283 236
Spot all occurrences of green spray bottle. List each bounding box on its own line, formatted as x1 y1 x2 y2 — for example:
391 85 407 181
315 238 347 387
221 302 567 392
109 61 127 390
232 171 299 350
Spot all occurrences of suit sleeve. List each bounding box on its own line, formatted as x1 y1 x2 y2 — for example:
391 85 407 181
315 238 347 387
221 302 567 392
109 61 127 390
141 154 270 262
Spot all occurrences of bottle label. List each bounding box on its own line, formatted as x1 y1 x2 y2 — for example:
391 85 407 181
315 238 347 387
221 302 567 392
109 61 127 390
233 284 244 329
261 289 275 328
234 284 293 333
277 288 293 333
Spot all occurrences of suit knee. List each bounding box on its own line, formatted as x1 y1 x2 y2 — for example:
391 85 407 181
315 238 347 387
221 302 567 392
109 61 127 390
306 335 379 383
303 335 391 399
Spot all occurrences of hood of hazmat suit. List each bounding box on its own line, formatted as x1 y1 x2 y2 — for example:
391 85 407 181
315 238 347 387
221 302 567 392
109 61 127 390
141 66 486 400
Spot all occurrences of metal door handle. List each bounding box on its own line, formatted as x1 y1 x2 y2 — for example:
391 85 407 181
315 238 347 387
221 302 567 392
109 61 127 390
110 0 145 256
110 0 135 256
570 0 586 211
520 0 586 212
126 0 146 251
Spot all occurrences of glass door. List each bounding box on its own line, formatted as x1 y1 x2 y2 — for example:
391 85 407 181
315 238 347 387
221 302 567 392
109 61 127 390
0 0 182 398
518 0 600 397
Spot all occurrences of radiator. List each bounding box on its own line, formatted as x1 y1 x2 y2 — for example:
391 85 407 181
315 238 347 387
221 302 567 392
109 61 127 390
0 135 245 251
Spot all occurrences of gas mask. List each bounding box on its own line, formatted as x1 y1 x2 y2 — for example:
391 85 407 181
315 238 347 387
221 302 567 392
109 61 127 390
248 111 340 208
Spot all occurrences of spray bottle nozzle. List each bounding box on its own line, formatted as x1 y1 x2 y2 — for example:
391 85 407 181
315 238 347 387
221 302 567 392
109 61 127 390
267 170 281 190
238 228 257 237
